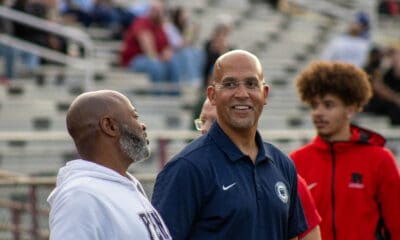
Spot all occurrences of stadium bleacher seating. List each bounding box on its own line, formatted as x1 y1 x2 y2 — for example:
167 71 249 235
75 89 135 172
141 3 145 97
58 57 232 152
1 0 399 176
0 1 399 237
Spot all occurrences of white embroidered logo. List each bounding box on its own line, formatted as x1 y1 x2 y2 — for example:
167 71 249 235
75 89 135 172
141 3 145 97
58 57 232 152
222 183 237 191
275 181 289 203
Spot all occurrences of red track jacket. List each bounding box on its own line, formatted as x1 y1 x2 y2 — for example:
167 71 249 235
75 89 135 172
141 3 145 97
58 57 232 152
290 125 400 240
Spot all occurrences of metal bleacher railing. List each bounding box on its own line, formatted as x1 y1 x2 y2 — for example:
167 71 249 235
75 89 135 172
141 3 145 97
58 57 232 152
0 6 95 91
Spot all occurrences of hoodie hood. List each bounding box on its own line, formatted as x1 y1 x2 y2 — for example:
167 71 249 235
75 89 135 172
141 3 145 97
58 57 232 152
349 124 386 146
312 124 386 150
47 159 138 205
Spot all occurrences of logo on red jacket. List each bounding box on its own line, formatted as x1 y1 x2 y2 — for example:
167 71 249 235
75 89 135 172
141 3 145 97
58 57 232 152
348 172 364 189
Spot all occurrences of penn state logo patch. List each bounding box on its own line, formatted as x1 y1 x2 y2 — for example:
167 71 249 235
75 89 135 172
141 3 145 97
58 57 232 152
275 181 289 203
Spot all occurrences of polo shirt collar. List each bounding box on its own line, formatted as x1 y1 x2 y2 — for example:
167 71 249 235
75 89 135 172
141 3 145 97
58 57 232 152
208 122 272 164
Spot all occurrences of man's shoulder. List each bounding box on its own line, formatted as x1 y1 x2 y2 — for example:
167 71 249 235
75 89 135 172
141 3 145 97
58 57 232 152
361 144 397 161
56 177 100 196
161 135 224 178
173 135 216 161
262 141 297 172
290 141 316 156
56 175 123 200
262 141 293 162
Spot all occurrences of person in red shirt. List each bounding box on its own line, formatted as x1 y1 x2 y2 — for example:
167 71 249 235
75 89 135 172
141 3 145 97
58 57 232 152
120 1 180 89
290 61 400 240
195 98 322 240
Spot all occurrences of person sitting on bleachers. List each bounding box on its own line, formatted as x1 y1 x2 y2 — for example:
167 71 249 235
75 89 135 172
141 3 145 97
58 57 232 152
2 0 67 79
0 0 14 81
364 47 400 125
164 5 203 87
120 0 181 91
58 0 134 34
321 11 371 68
202 19 234 89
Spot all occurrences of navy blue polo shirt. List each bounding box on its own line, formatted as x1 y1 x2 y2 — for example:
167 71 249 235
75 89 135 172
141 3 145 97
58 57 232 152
152 122 307 240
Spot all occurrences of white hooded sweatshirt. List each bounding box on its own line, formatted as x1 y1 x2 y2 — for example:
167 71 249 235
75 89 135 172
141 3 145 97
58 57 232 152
47 159 171 240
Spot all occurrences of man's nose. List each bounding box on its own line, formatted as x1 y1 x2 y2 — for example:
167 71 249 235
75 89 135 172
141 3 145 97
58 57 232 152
234 83 250 97
141 122 147 131
311 105 323 116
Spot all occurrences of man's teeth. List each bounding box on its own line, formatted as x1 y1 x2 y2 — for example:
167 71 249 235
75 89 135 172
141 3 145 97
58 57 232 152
234 106 250 109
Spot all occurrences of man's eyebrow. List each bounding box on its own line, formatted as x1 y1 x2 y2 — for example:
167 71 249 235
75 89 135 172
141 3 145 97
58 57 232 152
221 76 237 82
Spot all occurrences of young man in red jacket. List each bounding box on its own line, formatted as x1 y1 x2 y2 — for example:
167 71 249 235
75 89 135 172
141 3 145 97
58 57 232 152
290 61 400 240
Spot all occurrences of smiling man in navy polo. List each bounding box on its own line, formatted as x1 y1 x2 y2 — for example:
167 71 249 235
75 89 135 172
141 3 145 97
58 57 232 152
152 50 307 239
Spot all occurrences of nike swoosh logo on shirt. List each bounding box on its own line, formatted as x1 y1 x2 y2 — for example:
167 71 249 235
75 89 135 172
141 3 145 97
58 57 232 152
308 182 317 190
222 183 237 191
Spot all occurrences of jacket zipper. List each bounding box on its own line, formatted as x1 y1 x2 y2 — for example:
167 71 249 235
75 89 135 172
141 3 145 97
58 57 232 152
329 142 337 240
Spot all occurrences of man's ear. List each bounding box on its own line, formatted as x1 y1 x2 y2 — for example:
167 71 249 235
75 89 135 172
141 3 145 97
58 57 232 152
207 85 216 105
99 116 119 137
263 84 270 106
346 104 358 119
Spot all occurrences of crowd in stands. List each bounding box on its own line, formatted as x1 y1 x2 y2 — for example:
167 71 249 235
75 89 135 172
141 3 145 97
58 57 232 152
120 1 181 93
0 1 399 238
1 0 235 93
119 1 233 94
1 0 400 126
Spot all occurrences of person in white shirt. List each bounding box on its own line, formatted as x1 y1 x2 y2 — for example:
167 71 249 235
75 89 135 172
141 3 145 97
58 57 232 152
321 12 371 68
47 90 171 240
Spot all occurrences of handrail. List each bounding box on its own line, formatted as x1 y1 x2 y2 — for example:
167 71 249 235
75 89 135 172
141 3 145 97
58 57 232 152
0 34 89 67
0 6 94 90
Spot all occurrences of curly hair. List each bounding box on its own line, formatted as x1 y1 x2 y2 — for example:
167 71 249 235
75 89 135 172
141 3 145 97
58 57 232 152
296 61 372 108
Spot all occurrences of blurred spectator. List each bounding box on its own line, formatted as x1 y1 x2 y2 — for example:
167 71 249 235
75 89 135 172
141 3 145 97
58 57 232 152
363 46 383 75
261 0 280 9
58 0 135 38
1 0 66 79
378 0 400 16
249 0 282 9
120 0 180 90
203 19 233 88
10 0 44 75
364 48 400 125
164 5 203 87
0 2 14 81
0 44 14 80
321 11 371 68
58 0 95 26
128 0 151 17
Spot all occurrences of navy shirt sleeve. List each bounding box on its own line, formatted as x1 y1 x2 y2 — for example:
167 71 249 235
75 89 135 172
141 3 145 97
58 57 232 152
152 157 205 239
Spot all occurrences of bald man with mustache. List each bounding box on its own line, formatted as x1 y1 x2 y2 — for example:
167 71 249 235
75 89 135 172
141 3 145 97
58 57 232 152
152 50 307 240
47 90 171 240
